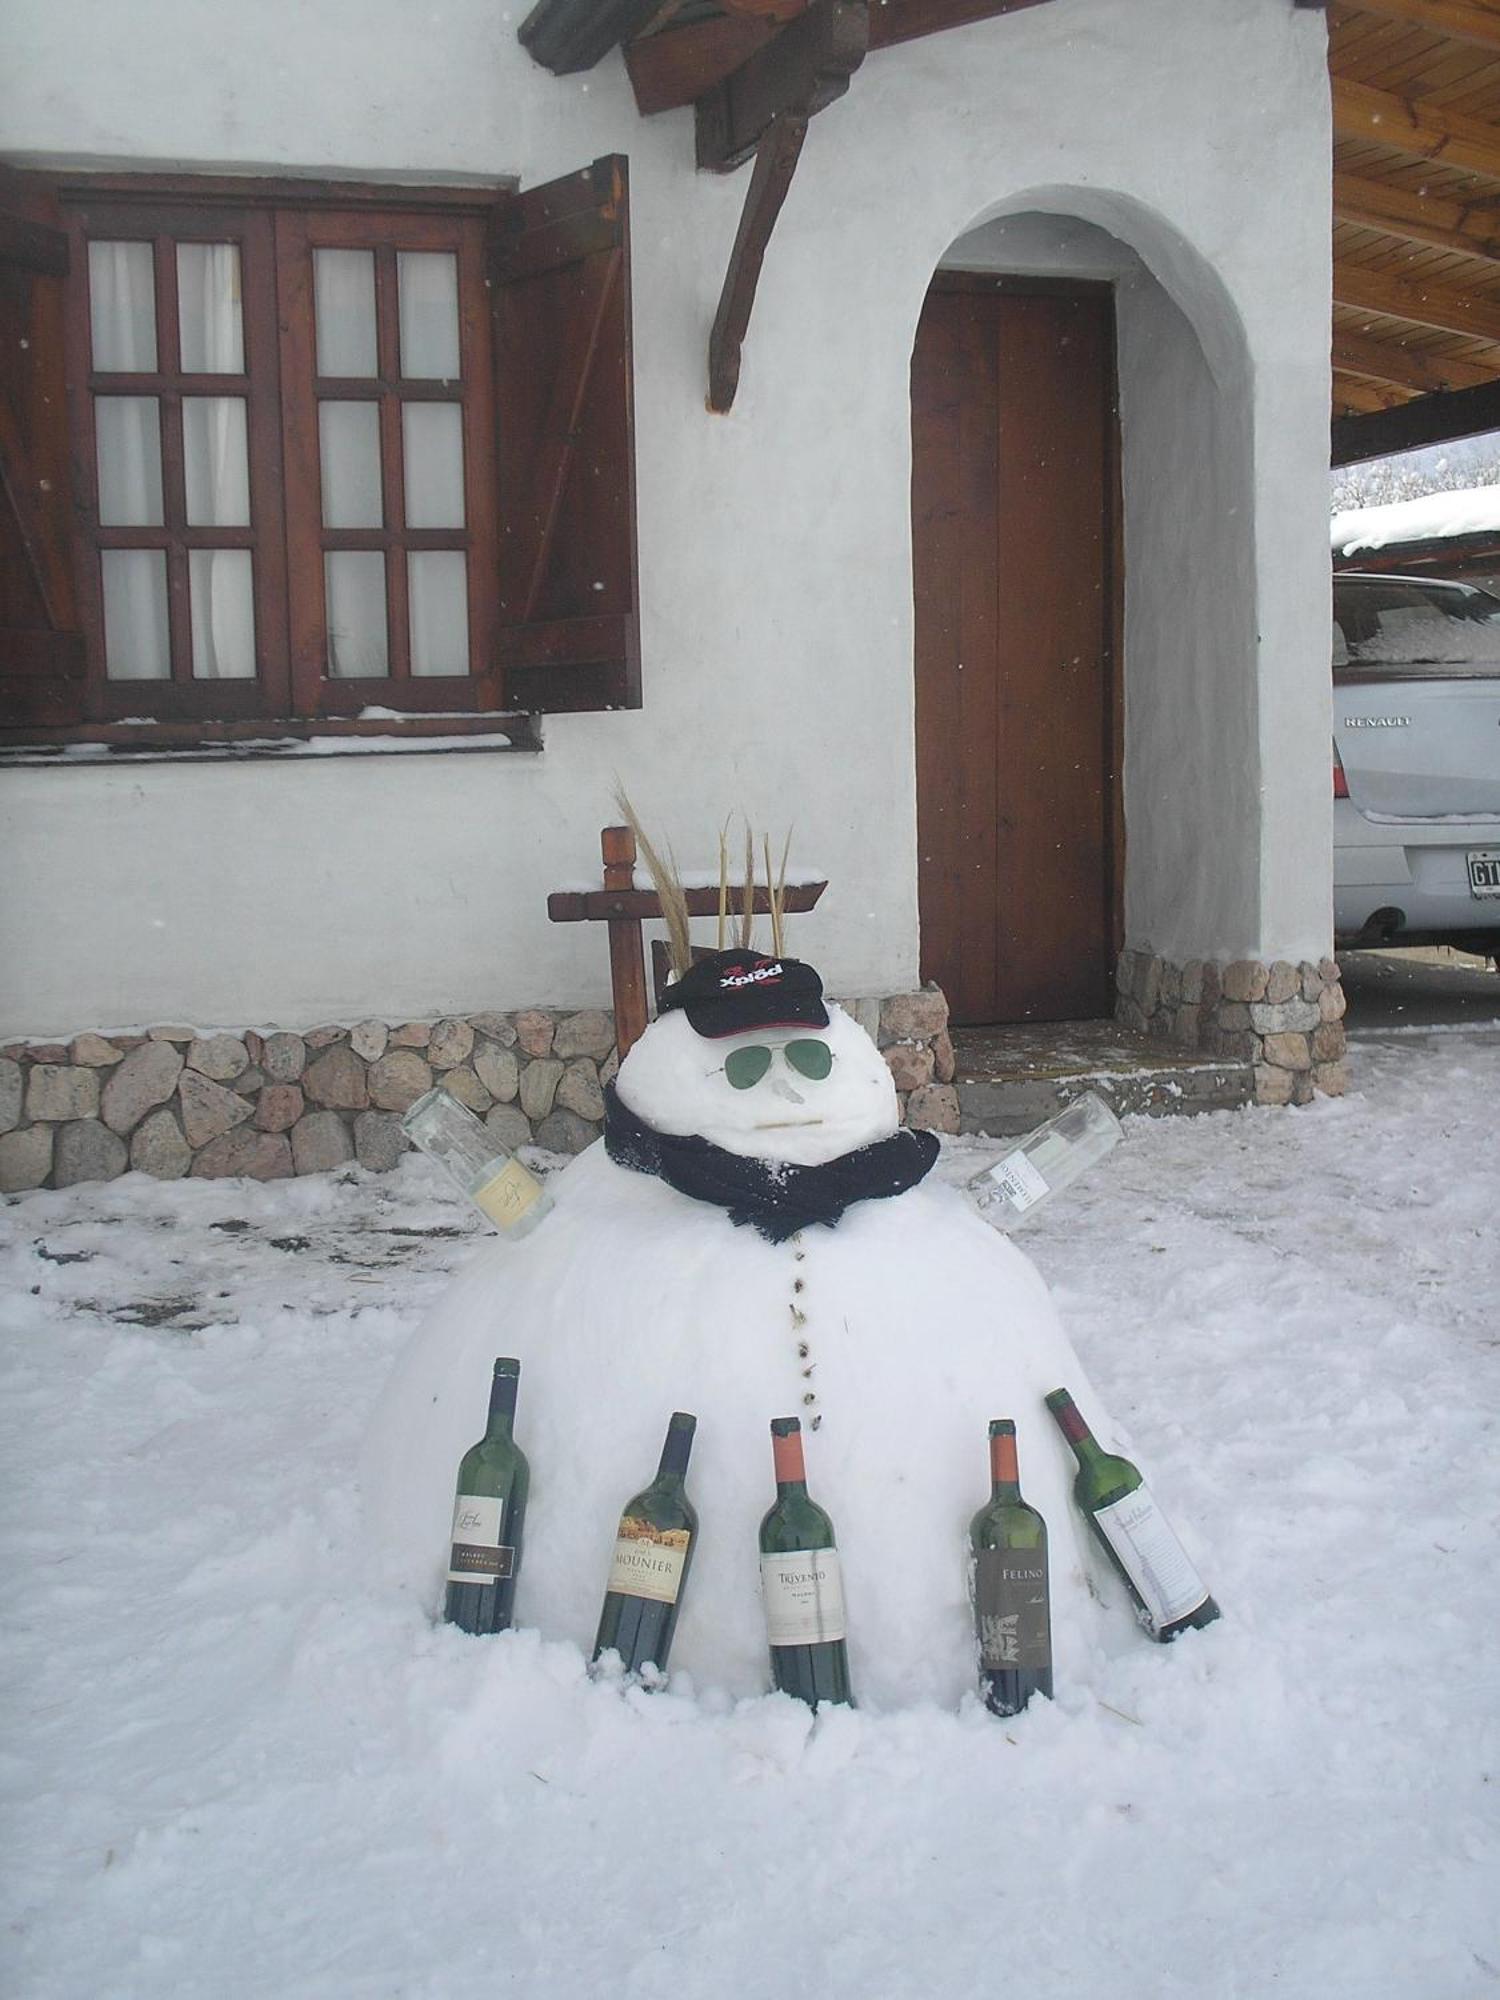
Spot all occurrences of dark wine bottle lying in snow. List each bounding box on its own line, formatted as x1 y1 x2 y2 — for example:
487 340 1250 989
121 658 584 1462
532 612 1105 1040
592 1412 699 1678
443 1357 530 1635
1045 1387 1219 1642
968 1419 1053 1715
759 1417 853 1709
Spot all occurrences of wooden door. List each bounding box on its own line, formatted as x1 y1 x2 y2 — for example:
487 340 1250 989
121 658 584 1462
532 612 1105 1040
912 279 1121 1026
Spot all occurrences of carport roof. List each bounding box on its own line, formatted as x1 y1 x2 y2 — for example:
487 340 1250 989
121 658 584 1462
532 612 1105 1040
1330 2 1500 464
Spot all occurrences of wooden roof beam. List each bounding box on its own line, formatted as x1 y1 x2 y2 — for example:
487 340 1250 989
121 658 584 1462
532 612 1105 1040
625 0 1054 117
1332 373 1500 464
1333 325 1500 392
1332 376 1416 414
1336 0 1500 52
1332 77 1500 180
625 13 779 116
696 0 868 171
1334 259 1500 344
1334 169 1500 262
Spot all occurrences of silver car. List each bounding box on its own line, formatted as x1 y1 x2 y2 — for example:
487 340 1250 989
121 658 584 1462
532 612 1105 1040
1333 572 1500 953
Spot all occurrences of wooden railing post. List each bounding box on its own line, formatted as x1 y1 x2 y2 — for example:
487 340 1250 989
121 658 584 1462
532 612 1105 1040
601 824 650 1060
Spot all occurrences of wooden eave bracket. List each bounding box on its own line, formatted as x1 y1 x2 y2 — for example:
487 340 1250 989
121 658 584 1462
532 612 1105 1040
699 0 867 410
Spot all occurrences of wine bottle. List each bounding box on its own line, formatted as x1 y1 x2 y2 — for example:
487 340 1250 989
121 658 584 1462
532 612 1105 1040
401 1086 554 1238
759 1417 853 1709
968 1419 1053 1715
444 1357 530 1634
967 1090 1122 1229
592 1412 699 1679
1044 1387 1220 1642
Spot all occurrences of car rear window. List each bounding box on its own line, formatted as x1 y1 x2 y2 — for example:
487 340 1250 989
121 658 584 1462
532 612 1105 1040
1334 577 1500 676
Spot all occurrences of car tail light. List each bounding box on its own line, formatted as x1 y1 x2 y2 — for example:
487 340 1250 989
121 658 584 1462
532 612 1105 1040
1333 744 1349 799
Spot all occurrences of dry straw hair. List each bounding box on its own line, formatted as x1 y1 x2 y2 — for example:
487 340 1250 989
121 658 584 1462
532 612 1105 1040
613 787 692 980
615 791 795 968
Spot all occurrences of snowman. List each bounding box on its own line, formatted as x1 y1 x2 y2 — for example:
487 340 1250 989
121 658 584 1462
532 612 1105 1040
361 948 1144 1707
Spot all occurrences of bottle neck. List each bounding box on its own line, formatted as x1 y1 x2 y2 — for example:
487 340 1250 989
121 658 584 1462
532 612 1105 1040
1046 1389 1103 1468
772 1424 808 1498
989 1426 1021 1499
656 1414 696 1484
486 1366 519 1439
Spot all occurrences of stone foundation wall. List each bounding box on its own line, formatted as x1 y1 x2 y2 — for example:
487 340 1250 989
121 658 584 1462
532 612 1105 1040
1115 950 1347 1105
0 987 957 1194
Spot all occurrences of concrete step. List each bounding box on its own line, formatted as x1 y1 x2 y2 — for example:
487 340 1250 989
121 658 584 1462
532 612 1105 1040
951 1019 1254 1136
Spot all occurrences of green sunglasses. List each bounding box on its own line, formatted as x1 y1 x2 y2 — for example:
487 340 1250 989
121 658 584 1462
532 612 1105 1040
721 1039 834 1090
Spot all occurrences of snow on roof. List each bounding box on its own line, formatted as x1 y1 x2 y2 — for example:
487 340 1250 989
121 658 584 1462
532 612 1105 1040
1331 483 1500 557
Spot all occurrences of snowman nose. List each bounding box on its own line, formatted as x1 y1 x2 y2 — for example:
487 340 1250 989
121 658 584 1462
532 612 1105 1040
771 1077 805 1104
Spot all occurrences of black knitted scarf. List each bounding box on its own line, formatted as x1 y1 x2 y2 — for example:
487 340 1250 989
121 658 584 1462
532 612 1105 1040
603 1082 940 1243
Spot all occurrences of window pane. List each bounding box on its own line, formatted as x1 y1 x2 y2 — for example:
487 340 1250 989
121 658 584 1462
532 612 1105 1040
402 402 465 528
95 397 163 526
408 552 469 676
89 241 157 372
101 550 170 680
189 550 256 679
325 552 389 678
319 402 384 528
177 243 245 374
397 252 460 380
183 397 251 527
314 249 378 377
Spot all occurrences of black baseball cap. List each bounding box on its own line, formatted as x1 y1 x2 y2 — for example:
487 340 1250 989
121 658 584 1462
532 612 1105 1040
658 950 830 1040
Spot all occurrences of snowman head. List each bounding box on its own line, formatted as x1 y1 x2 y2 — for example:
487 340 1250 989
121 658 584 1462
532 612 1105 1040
615 951 898 1167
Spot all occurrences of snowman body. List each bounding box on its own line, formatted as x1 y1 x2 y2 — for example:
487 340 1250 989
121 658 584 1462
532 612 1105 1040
361 1001 1136 1707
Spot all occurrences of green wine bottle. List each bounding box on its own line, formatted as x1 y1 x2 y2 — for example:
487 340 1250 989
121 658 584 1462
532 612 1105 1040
968 1419 1053 1715
443 1357 530 1635
1045 1387 1220 1642
592 1412 699 1679
758 1417 853 1709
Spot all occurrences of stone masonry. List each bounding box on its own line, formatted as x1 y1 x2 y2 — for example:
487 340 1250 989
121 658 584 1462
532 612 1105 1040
0 989 959 1194
1114 950 1347 1106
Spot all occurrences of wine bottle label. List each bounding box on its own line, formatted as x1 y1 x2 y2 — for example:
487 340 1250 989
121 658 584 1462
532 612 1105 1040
985 1148 1050 1213
607 1516 691 1604
761 1549 846 1645
447 1493 516 1584
470 1159 542 1231
1091 1483 1209 1629
974 1549 1052 1671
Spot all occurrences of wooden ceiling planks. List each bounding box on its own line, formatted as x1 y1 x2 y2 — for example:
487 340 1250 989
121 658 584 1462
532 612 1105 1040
1329 3 1500 459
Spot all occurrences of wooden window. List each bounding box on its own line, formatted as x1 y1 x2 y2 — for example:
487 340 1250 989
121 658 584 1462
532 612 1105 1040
0 159 639 750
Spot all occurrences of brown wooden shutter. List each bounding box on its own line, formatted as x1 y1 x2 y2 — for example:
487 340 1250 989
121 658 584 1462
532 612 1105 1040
492 156 641 713
0 168 86 730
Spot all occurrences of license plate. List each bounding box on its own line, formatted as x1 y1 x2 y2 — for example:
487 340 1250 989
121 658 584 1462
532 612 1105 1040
1469 849 1500 897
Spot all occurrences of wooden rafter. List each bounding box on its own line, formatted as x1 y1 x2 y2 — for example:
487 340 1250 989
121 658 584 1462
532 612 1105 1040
1333 259 1500 344
1338 0 1500 50
1334 170 1500 262
1332 376 1414 414
624 0 1053 117
1331 77 1500 180
1332 326 1500 392
1332 373 1500 463
625 13 778 116
696 0 868 171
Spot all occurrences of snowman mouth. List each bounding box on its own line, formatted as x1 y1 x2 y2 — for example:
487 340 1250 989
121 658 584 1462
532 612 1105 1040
753 1117 825 1130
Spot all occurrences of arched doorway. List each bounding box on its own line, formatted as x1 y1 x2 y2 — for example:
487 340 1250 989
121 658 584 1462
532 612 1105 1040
911 201 1257 1031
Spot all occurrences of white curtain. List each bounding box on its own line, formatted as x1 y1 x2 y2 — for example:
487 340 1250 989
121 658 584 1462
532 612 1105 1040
90 243 167 679
89 240 255 681
179 243 254 679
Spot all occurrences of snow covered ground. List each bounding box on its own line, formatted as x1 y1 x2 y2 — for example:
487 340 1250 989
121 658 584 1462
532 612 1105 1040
3 1023 1499 2000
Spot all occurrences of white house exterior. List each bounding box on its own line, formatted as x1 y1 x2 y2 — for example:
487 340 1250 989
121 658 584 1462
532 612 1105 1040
0 0 1338 1187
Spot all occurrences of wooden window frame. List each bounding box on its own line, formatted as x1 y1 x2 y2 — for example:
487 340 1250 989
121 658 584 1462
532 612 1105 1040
0 161 640 754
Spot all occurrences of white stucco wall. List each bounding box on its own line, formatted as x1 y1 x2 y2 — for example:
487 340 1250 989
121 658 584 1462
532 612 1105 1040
0 0 1330 1036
